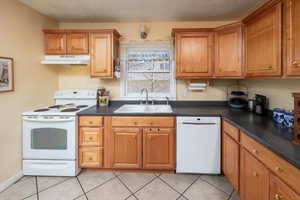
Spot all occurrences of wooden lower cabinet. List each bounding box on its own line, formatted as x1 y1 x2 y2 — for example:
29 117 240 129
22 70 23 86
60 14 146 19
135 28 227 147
111 128 142 169
270 174 300 200
143 128 175 170
79 147 103 168
79 127 103 146
240 148 269 200
222 133 239 192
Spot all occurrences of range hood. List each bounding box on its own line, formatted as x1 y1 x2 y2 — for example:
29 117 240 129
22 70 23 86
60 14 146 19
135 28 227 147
41 55 90 65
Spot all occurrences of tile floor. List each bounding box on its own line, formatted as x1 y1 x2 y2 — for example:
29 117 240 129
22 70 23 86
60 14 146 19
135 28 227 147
0 172 240 200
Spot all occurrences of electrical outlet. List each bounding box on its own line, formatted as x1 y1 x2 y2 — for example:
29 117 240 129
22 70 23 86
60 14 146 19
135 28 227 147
181 91 187 98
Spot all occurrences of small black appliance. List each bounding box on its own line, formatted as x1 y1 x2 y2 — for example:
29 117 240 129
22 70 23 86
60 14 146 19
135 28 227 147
255 94 268 115
227 85 248 109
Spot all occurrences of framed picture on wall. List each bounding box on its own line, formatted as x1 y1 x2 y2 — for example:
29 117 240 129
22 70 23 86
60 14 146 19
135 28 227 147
0 57 14 93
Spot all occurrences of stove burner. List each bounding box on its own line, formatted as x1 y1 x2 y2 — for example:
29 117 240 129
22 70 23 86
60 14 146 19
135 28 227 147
76 105 88 108
66 103 75 106
34 108 50 112
60 108 80 112
48 105 63 109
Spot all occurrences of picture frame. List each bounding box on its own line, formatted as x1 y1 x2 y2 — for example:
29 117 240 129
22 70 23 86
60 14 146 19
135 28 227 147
0 57 14 93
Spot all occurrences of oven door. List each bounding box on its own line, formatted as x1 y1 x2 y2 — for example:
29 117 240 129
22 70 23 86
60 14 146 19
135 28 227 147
23 116 77 160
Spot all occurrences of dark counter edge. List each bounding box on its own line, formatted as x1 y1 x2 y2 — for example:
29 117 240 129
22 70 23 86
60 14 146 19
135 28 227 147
78 101 300 170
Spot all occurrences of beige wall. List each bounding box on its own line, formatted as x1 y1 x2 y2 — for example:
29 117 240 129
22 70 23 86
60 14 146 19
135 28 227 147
242 79 300 110
58 21 236 100
0 0 58 184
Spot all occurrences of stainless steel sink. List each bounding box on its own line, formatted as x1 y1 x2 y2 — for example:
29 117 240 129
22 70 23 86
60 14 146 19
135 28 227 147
114 104 173 113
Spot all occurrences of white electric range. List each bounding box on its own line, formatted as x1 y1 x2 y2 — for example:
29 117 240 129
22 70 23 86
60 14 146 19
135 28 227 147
22 89 97 176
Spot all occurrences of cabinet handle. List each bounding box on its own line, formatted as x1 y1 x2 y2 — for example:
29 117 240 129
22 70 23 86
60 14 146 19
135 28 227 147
89 137 93 140
89 157 93 161
293 61 300 66
252 171 258 177
252 149 258 154
267 65 273 69
274 194 283 200
89 121 93 124
275 166 283 172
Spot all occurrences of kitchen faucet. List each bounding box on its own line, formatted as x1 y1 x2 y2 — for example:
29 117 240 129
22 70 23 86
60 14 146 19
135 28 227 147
140 88 149 105
165 96 170 105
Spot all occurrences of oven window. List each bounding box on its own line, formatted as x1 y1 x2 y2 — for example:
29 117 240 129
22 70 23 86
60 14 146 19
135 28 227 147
31 128 67 150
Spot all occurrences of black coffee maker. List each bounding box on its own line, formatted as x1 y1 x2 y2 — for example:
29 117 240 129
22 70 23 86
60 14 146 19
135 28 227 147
255 94 268 115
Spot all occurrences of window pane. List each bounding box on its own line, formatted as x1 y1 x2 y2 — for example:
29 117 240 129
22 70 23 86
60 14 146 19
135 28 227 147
31 128 67 150
123 48 174 99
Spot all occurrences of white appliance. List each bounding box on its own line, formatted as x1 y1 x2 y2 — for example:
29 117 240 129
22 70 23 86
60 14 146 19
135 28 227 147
22 90 97 176
41 55 90 65
176 117 221 174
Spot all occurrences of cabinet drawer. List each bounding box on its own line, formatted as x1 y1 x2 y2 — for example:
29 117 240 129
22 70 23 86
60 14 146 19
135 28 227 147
143 128 174 134
79 116 103 127
79 127 103 147
241 132 300 193
223 120 240 141
79 147 103 168
270 174 300 200
112 117 175 127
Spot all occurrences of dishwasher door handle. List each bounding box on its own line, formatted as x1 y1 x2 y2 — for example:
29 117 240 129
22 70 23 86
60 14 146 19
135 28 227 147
182 122 216 125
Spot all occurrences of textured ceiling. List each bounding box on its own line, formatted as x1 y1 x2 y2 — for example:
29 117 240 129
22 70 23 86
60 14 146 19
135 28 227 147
18 0 268 22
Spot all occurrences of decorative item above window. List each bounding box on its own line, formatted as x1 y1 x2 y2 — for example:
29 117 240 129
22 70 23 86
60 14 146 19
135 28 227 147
120 42 176 100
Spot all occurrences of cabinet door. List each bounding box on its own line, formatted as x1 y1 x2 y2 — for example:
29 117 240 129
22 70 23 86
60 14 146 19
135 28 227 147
111 128 142 169
270 174 300 200
244 2 282 77
67 33 89 54
44 33 67 55
287 0 300 76
240 148 269 200
90 33 113 78
222 133 239 192
79 147 103 168
215 24 243 77
175 32 213 78
143 128 175 169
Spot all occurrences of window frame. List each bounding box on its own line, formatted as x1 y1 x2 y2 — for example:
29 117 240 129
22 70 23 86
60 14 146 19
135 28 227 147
120 42 176 100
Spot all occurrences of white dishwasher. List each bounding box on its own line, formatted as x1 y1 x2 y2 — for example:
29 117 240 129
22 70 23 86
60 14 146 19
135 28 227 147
176 117 221 174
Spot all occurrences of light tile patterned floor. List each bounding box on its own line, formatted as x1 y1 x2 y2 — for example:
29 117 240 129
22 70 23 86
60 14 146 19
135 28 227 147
0 172 240 200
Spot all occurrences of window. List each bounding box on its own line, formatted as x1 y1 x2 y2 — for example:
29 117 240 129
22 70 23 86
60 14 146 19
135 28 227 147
120 43 176 100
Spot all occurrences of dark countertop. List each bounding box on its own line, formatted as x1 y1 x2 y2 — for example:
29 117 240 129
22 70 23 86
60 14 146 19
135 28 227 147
78 101 300 169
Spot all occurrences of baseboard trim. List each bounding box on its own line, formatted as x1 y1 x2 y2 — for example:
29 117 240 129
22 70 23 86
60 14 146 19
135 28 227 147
0 172 23 192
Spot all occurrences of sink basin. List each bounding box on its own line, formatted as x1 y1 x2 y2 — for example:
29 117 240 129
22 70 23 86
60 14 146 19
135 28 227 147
114 104 173 113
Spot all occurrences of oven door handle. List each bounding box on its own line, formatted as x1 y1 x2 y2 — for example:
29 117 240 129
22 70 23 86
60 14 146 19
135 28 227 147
23 118 75 122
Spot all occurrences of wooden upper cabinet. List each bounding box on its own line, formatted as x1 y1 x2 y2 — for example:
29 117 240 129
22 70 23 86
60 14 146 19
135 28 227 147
222 133 240 192
44 33 67 55
286 0 300 76
90 31 120 78
173 29 214 78
67 33 89 54
214 23 243 77
143 128 175 170
244 1 282 77
111 128 142 169
240 148 269 200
